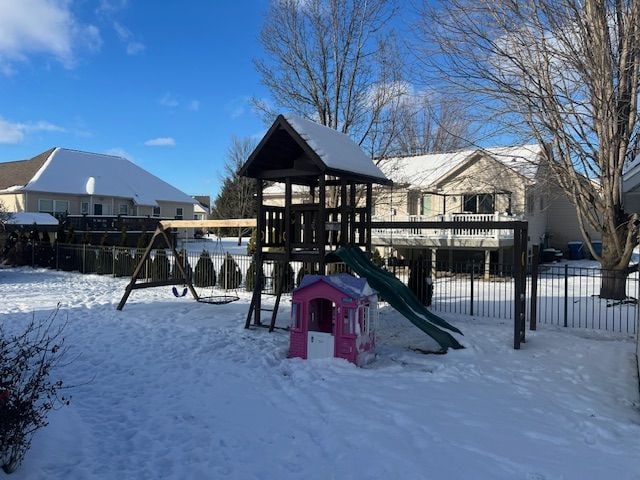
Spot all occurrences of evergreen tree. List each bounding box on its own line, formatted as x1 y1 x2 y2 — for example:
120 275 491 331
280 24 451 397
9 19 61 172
218 254 242 289
194 251 216 287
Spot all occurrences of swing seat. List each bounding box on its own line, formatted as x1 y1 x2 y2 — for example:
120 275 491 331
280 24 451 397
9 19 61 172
172 286 188 297
196 294 239 305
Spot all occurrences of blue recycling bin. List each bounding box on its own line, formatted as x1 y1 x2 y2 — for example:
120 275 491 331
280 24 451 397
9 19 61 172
591 240 603 257
567 241 583 260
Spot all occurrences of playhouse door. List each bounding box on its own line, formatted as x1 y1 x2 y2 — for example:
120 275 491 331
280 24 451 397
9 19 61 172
307 332 334 359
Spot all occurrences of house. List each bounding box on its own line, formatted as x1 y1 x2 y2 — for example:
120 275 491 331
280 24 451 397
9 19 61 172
263 144 595 269
0 148 198 243
621 160 640 395
0 148 196 219
289 273 378 366
192 195 211 221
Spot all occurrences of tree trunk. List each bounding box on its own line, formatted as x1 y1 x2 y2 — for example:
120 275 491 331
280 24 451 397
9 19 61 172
600 268 628 300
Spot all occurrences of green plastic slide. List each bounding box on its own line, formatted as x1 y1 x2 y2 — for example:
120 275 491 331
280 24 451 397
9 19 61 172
336 247 464 351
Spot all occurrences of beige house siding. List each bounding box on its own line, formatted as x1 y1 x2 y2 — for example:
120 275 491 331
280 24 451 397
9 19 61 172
0 193 25 212
435 155 529 216
1 190 194 220
375 155 531 221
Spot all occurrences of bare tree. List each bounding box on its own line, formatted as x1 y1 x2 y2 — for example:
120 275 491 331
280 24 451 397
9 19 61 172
254 0 405 159
393 94 474 155
211 136 257 244
418 0 640 298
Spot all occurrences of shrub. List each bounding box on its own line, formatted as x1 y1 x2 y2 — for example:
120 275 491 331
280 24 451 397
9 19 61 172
114 250 134 277
218 254 242 289
245 260 267 292
150 251 170 281
96 247 114 275
296 265 313 287
194 251 216 288
172 253 193 283
35 232 54 268
273 262 295 293
0 307 71 473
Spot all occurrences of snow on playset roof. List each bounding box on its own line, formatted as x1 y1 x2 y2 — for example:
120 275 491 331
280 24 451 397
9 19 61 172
296 273 376 299
240 114 391 185
1 148 194 207
284 115 389 183
381 144 542 188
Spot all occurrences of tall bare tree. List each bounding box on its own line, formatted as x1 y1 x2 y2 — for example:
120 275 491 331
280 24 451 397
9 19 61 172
393 94 474 155
254 0 404 158
211 136 257 244
418 0 640 298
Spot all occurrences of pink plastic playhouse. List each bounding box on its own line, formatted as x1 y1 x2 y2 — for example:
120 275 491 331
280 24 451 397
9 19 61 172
289 273 378 366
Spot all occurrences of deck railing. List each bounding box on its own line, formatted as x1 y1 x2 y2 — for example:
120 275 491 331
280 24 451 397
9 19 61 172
372 212 521 240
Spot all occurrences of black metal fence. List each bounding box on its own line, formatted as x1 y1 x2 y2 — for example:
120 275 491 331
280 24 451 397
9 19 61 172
6 242 638 334
389 259 638 335
534 264 638 334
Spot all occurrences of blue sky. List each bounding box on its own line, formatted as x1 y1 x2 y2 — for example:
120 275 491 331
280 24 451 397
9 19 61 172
0 0 271 199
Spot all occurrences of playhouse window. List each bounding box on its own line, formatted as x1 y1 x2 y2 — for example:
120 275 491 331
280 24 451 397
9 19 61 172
291 303 301 330
342 308 355 336
360 306 370 334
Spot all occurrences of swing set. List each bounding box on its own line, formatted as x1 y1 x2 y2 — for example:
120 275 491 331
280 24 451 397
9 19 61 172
116 218 256 310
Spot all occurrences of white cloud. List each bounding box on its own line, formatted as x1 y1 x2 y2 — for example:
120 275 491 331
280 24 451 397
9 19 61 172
225 96 251 119
0 117 65 144
113 21 145 56
159 92 179 108
96 0 129 16
144 137 175 147
105 147 134 161
188 100 200 111
126 41 145 55
0 0 101 73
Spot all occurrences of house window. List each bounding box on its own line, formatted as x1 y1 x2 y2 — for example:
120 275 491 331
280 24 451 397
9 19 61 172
527 193 535 214
38 199 53 214
175 207 183 220
420 194 432 216
407 191 419 216
119 204 128 215
152 206 161 217
463 193 494 214
361 305 370 334
54 200 69 214
81 202 89 215
93 203 103 215
342 308 355 336
39 199 68 215
291 303 301 330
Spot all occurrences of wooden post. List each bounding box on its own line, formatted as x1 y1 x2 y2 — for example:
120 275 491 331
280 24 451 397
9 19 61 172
530 244 539 331
513 226 522 349
349 182 357 245
340 179 348 247
366 183 372 252
318 175 326 275
251 179 264 327
484 249 491 280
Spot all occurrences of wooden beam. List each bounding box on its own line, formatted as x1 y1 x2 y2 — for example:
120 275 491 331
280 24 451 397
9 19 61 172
160 219 257 229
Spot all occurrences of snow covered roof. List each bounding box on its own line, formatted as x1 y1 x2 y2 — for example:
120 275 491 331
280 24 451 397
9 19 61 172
381 145 542 189
0 148 195 207
5 212 59 226
296 273 375 299
284 115 389 183
240 114 391 185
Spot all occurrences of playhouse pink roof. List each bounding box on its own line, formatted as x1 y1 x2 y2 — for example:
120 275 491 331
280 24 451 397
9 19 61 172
296 273 375 299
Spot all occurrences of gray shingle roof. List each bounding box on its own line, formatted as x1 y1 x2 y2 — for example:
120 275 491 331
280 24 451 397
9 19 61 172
0 148 55 190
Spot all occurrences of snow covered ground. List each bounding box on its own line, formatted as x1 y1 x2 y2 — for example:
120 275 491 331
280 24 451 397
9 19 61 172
1 267 640 479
